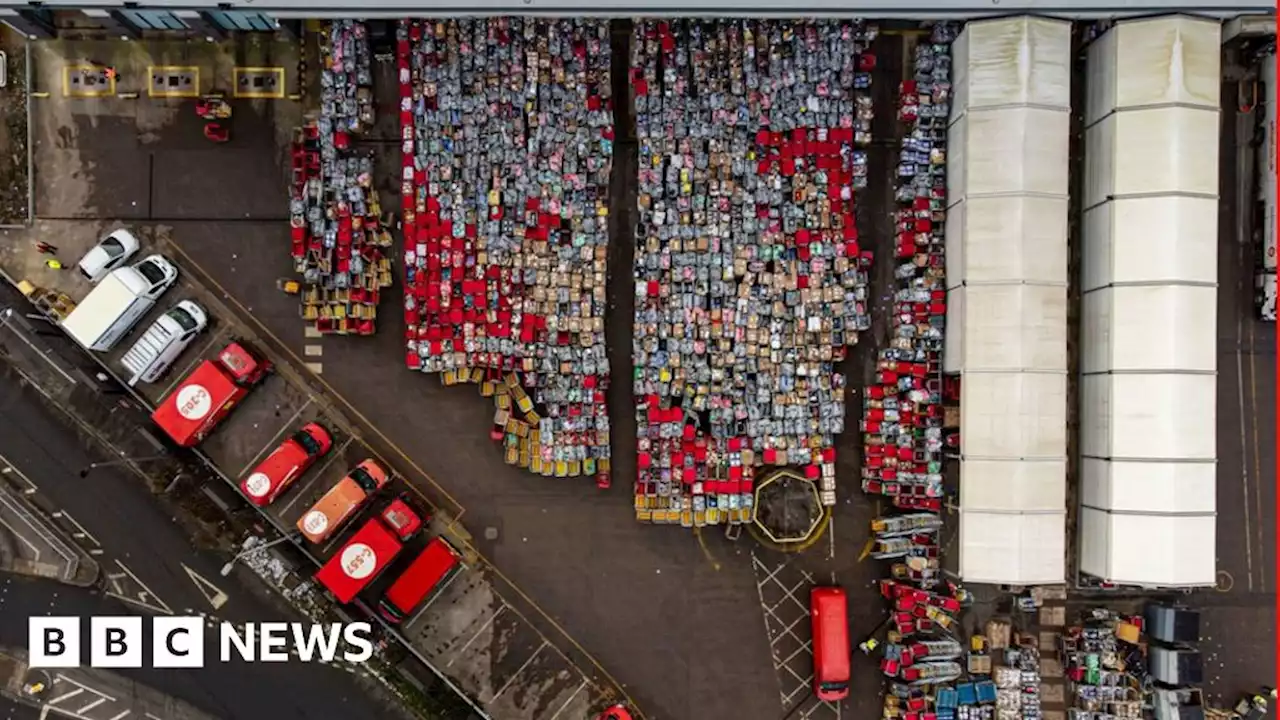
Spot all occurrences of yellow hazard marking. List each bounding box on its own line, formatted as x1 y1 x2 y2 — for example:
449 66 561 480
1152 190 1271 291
233 66 286 99
147 65 201 98
62 65 115 98
857 537 874 563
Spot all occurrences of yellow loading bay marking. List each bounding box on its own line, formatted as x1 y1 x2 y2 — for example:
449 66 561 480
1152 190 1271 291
233 67 286 99
62 65 115 98
148 65 201 98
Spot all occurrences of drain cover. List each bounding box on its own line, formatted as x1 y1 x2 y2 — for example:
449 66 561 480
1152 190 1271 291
148 68 198 97
234 68 283 98
67 66 113 95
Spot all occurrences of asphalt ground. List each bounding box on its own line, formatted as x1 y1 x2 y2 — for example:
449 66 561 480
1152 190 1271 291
0 371 401 720
0 217 620 719
5 26 951 720
1194 75 1278 706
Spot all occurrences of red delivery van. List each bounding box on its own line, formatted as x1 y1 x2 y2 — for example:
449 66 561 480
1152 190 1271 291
810 586 851 702
378 537 463 623
151 342 271 447
315 516 405 604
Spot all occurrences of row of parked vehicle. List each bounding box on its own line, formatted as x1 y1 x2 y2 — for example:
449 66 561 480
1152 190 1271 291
59 228 465 623
60 228 208 386
236 420 464 621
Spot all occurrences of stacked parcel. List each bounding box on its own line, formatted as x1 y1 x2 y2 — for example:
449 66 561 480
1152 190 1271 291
289 20 394 336
399 19 615 482
631 20 878 527
861 26 968 718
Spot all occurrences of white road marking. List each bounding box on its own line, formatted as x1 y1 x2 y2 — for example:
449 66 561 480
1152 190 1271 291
304 362 323 374
489 641 547 702
181 563 228 610
234 397 313 478
105 560 173 615
45 689 83 706
55 511 100 548
304 325 323 339
155 327 229 400
547 678 588 720
0 515 42 559
0 459 38 493
74 698 106 714
447 605 505 668
304 345 323 357
277 436 353 518
106 711 131 720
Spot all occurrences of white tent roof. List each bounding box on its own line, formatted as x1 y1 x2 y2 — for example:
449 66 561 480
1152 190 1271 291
1081 286 1217 373
946 16 1070 586
1080 374 1216 461
1083 107 1220 205
1084 15 1222 126
945 285 1068 373
946 196 1068 287
959 512 1066 585
1077 16 1221 589
1081 458 1216 513
1082 196 1218 290
961 459 1067 511
960 373 1067 460
1079 508 1217 587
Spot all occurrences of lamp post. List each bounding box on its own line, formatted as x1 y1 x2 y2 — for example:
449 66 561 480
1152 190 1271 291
220 534 296 577
78 454 169 478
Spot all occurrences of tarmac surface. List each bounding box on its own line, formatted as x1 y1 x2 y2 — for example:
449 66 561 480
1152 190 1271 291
0 353 403 720
0 25 1275 720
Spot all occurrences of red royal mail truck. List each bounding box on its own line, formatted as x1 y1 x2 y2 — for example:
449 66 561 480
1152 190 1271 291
151 342 271 447
315 503 421 604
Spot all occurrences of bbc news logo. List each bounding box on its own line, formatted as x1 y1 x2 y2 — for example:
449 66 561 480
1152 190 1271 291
29 617 374 668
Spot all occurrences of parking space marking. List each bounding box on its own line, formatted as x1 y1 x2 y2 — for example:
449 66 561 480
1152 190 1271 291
751 553 839 720
304 326 323 339
163 240 640 713
447 605 505 668
234 397 314 478
106 711 130 720
304 345 323 357
45 688 83 706
278 436 354 518
73 698 106 715
547 679 588 720
304 362 323 375
155 326 229 400
489 640 547 703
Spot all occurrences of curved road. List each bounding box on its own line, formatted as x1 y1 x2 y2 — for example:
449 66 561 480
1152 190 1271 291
0 373 393 720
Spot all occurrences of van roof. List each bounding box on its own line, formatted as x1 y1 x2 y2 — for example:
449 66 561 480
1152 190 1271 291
60 270 145 347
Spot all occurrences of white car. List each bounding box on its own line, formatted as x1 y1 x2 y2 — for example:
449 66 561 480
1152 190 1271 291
77 229 141 283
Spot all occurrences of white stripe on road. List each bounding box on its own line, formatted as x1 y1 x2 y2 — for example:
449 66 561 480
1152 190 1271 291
106 711 132 720
45 688 83 705
74 698 106 714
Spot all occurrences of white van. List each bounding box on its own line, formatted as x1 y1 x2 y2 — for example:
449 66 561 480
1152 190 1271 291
119 300 208 386
61 255 179 352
